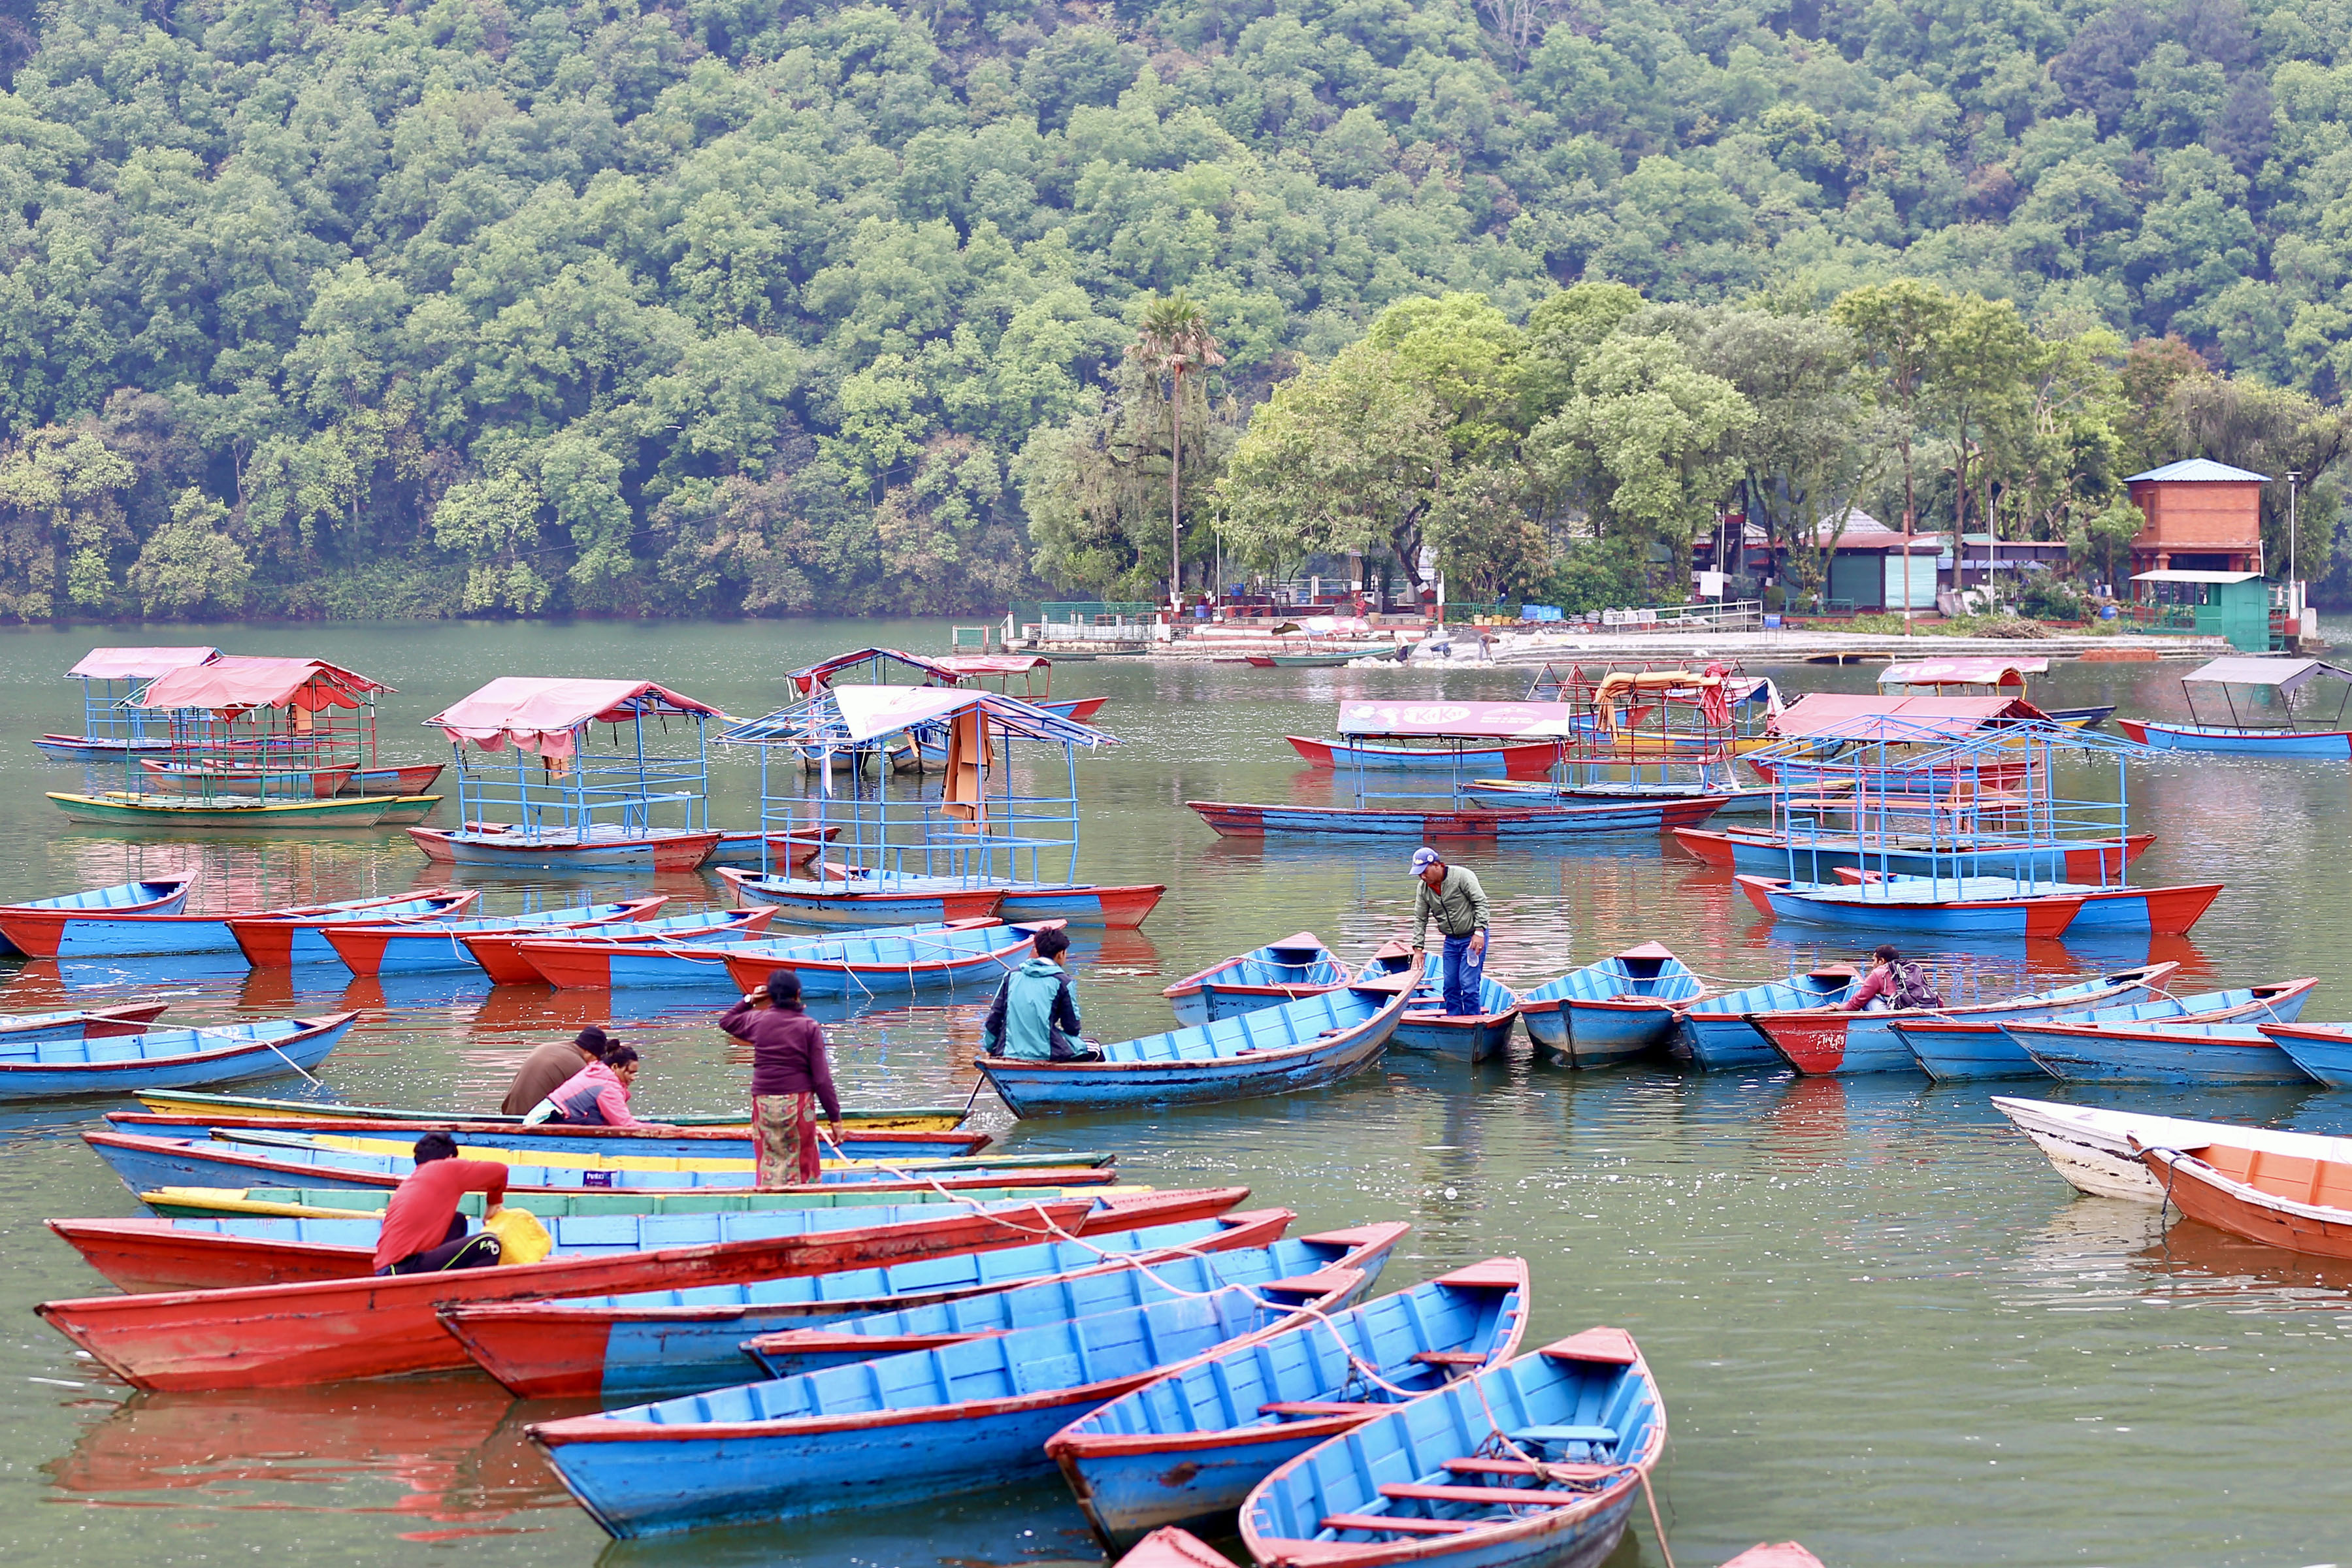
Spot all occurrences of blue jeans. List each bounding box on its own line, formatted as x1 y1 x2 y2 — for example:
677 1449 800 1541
1440 932 1486 1016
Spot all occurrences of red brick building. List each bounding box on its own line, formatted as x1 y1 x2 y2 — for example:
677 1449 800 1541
2125 459 2268 574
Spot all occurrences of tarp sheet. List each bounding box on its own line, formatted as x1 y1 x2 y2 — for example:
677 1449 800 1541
426 678 723 757
137 656 387 714
1767 693 2050 741
1878 658 2049 687
2182 657 2352 691
67 647 218 681
1336 700 1581 740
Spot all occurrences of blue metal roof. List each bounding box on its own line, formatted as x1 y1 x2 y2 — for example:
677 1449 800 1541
2124 459 2271 483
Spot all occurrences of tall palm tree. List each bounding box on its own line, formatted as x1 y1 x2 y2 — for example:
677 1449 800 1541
1132 291 1224 613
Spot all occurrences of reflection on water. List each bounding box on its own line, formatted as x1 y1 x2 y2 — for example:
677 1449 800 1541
0 623 2350 1567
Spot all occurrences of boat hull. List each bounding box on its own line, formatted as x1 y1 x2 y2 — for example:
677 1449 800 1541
0 1016 353 1102
1674 828 2155 882
2116 719 2352 756
407 826 721 872
2262 1024 2352 1087
1388 1010 1516 1062
0 890 450 959
2007 1024 2311 1085
1994 1096 2352 1204
1522 999 1680 1068
1736 875 2085 938
717 869 1005 926
1186 797 1723 840
993 884 1164 928
2142 1147 2352 1260
47 791 402 828
35 734 178 762
1284 736 1560 778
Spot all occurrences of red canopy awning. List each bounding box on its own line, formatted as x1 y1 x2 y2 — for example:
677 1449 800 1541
426 678 724 757
68 647 219 681
136 656 388 714
1336 700 1580 740
1878 658 2049 687
1767 693 2050 741
788 648 960 695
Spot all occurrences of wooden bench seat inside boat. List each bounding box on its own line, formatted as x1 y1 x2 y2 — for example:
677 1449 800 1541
1508 1424 1618 1446
2195 1143 2352 1208
1259 1400 1388 1417
1322 1514 1475 1535
1377 1482 1597 1505
1411 1349 1490 1367
1443 1457 1620 1480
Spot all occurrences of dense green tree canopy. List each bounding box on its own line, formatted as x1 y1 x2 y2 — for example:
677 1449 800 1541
0 0 2345 616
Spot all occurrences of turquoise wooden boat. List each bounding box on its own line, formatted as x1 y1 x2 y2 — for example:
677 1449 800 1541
1516 943 1703 1068
436 1209 1301 1401
2003 1019 2317 1085
0 889 470 960
123 1085 965 1130
1675 968 1859 1070
0 1013 356 1102
1048 1257 1530 1550
1391 972 1521 1062
978 978 1416 1115
0 1001 171 1045
1239 1326 1664 1568
526 1275 1369 1537
1750 961 2185 1076
1163 932 1354 1026
1894 979 2314 1081
0 878 191 955
745 1220 1408 1379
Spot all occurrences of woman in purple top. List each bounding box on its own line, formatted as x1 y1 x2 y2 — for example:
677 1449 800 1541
719 969 843 1188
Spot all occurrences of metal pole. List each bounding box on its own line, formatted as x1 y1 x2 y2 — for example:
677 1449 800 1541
2289 470 2302 633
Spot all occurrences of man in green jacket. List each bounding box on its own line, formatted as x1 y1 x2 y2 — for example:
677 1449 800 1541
981 927 1103 1061
1409 845 1491 1016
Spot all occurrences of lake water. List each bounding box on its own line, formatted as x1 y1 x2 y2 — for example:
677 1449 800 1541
0 620 2347 1568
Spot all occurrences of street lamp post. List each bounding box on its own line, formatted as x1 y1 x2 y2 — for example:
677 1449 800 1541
2289 468 2302 634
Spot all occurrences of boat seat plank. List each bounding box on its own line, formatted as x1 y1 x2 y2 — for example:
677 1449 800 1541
1322 1514 1475 1536
1509 1424 1619 1445
1411 1350 1490 1367
1378 1482 1593 1505
1445 1458 1622 1480
1259 1399 1387 1416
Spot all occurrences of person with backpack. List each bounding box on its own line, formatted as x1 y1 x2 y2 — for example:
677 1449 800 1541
982 926 1102 1062
1842 944 1945 1011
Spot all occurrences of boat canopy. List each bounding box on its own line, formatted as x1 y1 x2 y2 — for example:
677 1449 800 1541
2181 657 2352 691
933 654 1050 678
1878 658 2050 687
724 685 1114 748
136 656 388 715
425 678 724 756
787 647 960 695
67 647 219 681
1767 693 2051 742
1334 700 1580 740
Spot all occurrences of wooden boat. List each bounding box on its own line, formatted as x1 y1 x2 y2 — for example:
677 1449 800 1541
517 917 994 990
2116 656 2352 754
1392 972 1520 1062
225 890 482 966
1674 968 1859 1070
1671 826 2155 882
2115 719 2352 755
35 1193 1139 1391
407 823 724 873
139 758 356 796
34 734 178 762
1516 943 1703 1068
715 922 1047 996
1723 1549 1825 1568
0 878 193 955
438 1208 1300 1402
463 906 779 985
716 865 1004 926
1248 648 1392 667
57 1181 1192 1294
1548 779 1781 816
103 1111 990 1162
1115 1530 1241 1568
746 1223 1408 1380
338 761 447 796
1737 874 2096 938
125 1086 965 1132
2138 1141 2352 1258
1237 1326 1664 1568
525 1273 1367 1537
1047 1257 1529 1550
2003 1019 2315 1085
1747 962 2180 1076
1819 867 2222 937
705 826 837 869
0 1013 356 1102
2257 1022 2352 1086
135 1181 1009 1220
1164 932 1357 1025
321 897 669 975
994 882 1165 927
1286 736 1561 779
46 791 416 829
1899 979 2315 1081
0 887 460 960
1188 796 1725 840
0 1000 172 1043
1993 1095 2352 1204
978 976 1416 1115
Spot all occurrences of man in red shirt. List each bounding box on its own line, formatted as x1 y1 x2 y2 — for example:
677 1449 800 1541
372 1132 510 1275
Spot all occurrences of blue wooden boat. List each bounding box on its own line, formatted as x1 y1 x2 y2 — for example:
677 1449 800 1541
101 1113 998 1165
1189 797 1724 841
0 878 192 955
437 1209 1303 1401
978 977 1417 1115
33 734 178 762
745 1222 1407 1380
1748 962 2180 1076
322 898 668 975
1047 1257 1531 1550
1672 826 2155 883
226 891 482 966
0 1013 356 1102
1467 779 1782 817
525 1276 1369 1537
717 866 1006 926
2004 1019 2317 1085
1238 1326 1664 1568
0 1000 171 1043
549 919 974 989
1163 933 1359 1026
701 923 1049 998
1898 979 2316 1081
1516 943 1703 1068
0 889 479 960
2116 719 2352 756
1735 874 2091 939
2259 1022 2352 1086
1674 968 1859 1070
1392 972 1521 1062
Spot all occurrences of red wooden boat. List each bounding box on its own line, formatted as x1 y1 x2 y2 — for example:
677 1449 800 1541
1724 1549 1825 1568
1284 736 1562 779
716 865 1007 924
225 889 482 967
1825 867 2225 938
2138 1140 2352 1259
1671 825 2155 881
461 906 780 985
3 1000 172 1039
1115 1528 1242 1568
442 1207 1301 1399
0 888 455 960
323 896 669 975
35 1190 1243 1390
715 923 1043 994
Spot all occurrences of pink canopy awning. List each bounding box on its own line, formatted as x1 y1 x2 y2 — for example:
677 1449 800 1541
68 647 219 681
136 656 388 714
1767 693 2050 741
1336 700 1580 740
425 678 724 758
1878 658 2049 687
934 655 1050 678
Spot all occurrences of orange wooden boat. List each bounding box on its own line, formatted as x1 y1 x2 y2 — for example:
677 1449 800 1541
2139 1140 2352 1260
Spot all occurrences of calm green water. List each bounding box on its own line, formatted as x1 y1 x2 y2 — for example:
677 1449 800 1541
1 621 2349 1568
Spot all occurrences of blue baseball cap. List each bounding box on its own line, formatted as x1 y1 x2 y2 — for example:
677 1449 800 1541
1411 847 1441 874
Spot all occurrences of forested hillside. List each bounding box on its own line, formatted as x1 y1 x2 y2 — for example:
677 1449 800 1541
0 0 2339 618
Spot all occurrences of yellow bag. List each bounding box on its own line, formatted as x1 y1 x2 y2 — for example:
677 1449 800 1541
482 1207 553 1267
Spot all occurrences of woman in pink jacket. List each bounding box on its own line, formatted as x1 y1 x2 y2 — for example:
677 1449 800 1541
527 1045 644 1126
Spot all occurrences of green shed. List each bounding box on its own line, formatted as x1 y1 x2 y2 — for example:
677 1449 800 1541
2130 569 2273 652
